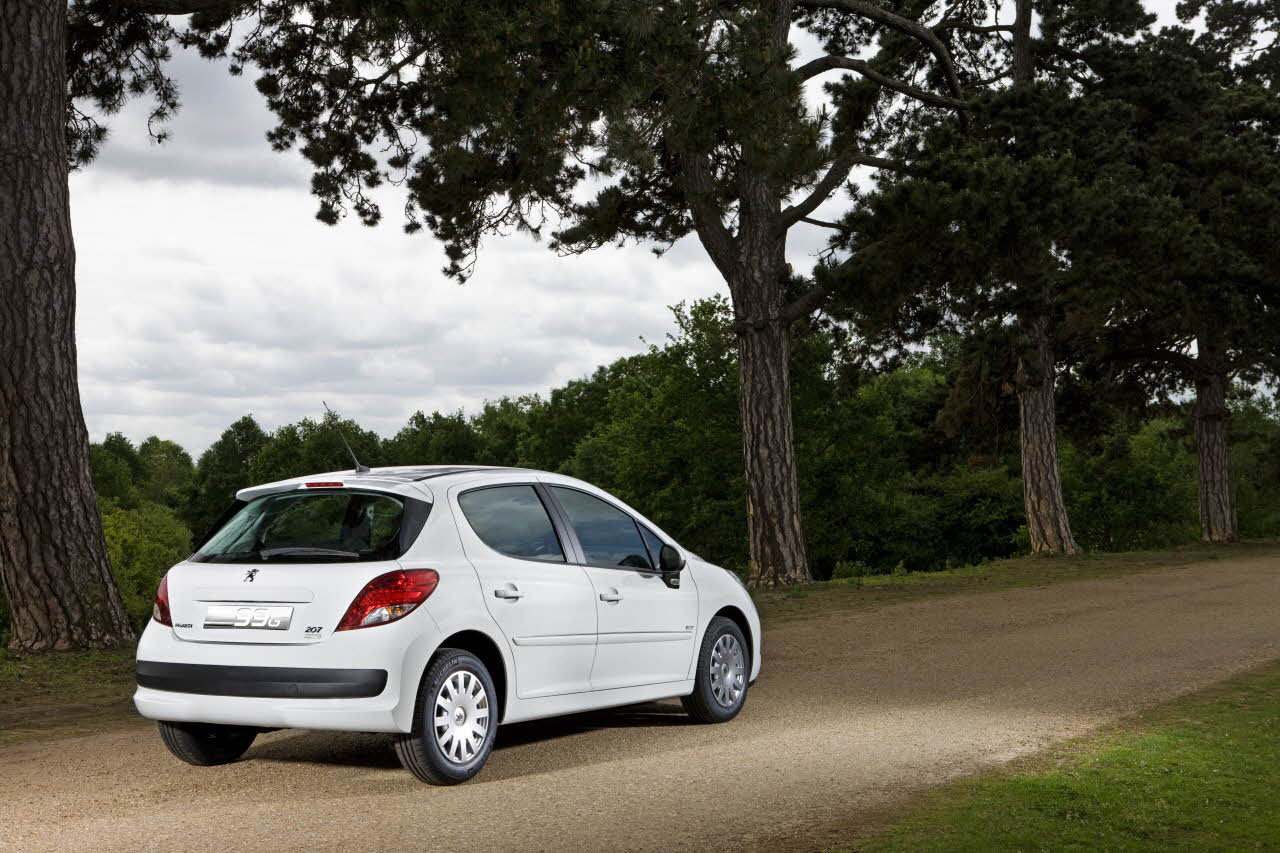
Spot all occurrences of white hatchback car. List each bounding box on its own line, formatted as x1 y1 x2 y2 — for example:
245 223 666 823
135 465 760 783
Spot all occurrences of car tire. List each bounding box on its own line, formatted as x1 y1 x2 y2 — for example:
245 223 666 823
395 649 498 785
682 616 750 723
157 720 257 766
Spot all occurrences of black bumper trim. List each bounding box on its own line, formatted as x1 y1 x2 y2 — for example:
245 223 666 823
136 660 388 699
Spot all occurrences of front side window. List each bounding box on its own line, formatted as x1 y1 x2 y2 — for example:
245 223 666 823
550 487 652 569
458 485 565 562
192 490 410 563
638 525 668 568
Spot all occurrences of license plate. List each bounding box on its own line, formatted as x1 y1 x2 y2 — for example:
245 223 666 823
204 605 293 630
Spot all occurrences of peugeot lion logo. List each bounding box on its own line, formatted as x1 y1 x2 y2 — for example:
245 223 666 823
243 568 260 583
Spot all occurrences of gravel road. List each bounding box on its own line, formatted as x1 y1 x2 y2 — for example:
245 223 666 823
2 553 1277 853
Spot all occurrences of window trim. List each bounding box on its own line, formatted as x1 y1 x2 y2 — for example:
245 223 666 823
455 482 575 566
540 484 671 574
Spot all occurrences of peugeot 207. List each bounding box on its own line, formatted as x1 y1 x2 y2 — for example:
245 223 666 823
134 465 761 784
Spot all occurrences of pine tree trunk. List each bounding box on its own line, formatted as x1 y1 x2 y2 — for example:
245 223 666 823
738 316 811 586
0 0 134 650
1015 316 1079 555
1193 346 1237 543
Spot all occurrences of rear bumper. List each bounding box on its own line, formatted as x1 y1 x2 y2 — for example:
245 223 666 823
132 613 445 733
136 661 388 699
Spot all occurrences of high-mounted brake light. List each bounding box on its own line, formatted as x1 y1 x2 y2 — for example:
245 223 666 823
336 569 439 631
306 482 344 488
152 573 172 626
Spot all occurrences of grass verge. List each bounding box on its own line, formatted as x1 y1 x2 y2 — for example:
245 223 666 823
843 660 1280 852
0 648 137 745
753 540 1280 624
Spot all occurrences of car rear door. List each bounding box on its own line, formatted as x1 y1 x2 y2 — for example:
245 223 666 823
543 485 698 691
451 483 597 699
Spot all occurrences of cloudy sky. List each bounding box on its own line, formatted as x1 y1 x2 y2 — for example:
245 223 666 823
72 1 1184 456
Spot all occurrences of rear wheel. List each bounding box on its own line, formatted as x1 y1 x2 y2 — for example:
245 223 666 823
682 616 749 723
395 649 497 784
157 721 257 766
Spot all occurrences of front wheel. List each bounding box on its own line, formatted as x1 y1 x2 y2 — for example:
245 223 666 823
157 721 257 766
682 616 749 723
395 649 497 784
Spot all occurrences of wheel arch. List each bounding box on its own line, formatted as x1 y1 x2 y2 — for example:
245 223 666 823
711 605 754 672
433 629 510 723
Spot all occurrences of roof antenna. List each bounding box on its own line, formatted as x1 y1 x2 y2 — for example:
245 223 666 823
322 401 371 474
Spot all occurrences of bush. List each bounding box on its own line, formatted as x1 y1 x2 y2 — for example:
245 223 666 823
99 500 193 631
1061 418 1198 551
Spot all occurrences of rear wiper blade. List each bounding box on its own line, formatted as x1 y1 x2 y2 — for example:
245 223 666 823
257 547 360 560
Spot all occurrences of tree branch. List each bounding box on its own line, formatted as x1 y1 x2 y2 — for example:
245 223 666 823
777 149 912 232
796 55 970 110
783 282 830 322
933 20 1015 33
800 216 849 230
795 0 965 103
677 153 739 280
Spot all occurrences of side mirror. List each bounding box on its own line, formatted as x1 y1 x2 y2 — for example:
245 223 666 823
659 544 685 588
659 544 685 572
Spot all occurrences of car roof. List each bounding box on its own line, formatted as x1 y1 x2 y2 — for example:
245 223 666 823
235 465 541 500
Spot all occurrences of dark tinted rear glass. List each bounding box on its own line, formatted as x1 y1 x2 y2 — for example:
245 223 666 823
192 490 411 563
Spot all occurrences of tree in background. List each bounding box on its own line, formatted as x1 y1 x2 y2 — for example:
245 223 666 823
85 433 193 630
136 437 196 511
819 0 1160 555
188 415 267 534
248 412 383 485
1087 32 1280 542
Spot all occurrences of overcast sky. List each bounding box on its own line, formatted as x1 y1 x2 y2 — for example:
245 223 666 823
72 1 1184 456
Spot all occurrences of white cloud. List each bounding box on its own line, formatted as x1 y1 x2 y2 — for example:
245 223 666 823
72 49 731 455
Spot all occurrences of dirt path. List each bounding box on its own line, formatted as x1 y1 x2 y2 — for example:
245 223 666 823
3 554 1277 853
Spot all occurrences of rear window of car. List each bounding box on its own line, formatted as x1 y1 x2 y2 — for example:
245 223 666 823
192 490 416 563
458 485 566 562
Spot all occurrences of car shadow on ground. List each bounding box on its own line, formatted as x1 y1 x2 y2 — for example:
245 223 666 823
493 699 694 750
245 700 695 776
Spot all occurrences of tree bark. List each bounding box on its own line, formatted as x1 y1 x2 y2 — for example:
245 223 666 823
737 313 811 587
1015 316 1080 555
1193 340 1237 543
0 0 134 650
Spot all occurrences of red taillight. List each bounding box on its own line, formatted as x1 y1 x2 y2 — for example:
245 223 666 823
336 569 439 631
306 482 344 488
152 574 172 626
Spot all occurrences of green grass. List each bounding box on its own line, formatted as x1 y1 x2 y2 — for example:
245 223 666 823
0 648 137 745
844 661 1280 852
753 540 1280 624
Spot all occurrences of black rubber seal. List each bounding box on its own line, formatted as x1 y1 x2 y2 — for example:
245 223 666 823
136 660 388 699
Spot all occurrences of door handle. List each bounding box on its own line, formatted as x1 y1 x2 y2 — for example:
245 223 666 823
494 586 524 600
599 590 623 603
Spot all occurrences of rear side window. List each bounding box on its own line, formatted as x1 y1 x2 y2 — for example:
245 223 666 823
550 487 652 569
192 490 410 563
458 486 565 562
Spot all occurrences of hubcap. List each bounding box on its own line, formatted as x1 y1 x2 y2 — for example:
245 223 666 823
434 670 490 763
709 633 745 708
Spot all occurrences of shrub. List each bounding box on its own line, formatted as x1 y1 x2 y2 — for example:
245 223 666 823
99 500 193 631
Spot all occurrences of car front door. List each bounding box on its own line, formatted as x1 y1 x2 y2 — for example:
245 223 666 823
544 485 699 691
452 483 597 699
